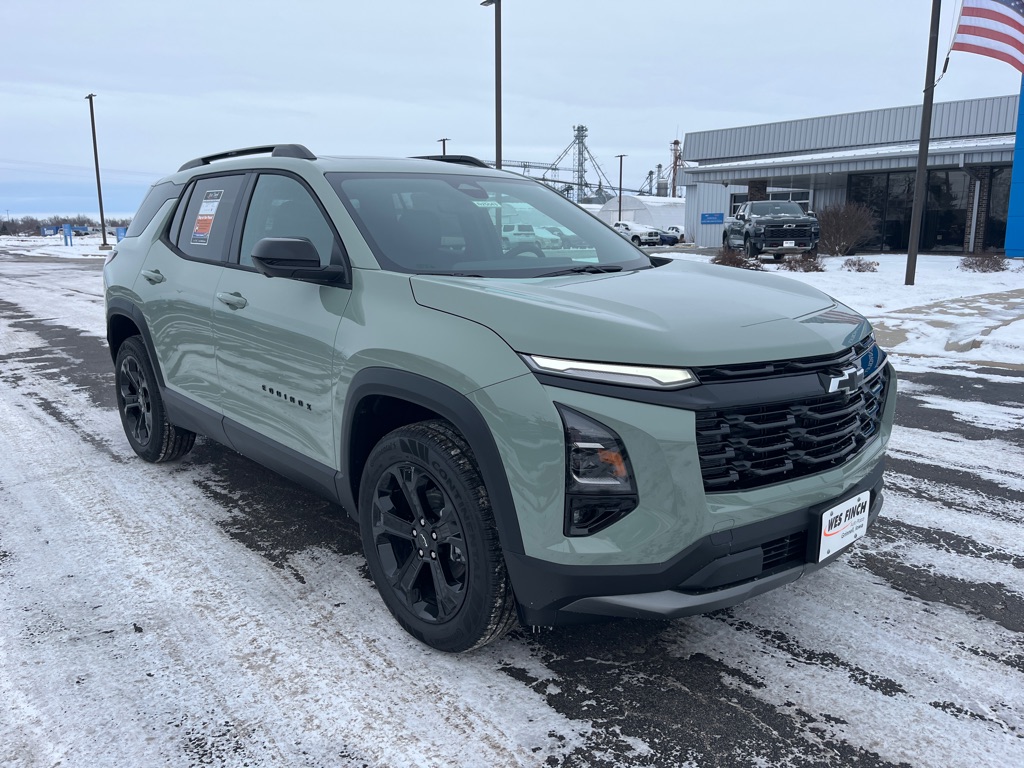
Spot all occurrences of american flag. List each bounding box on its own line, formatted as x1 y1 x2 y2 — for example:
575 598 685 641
953 0 1024 73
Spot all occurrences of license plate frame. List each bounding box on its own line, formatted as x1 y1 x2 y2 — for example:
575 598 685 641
784 239 796 248
816 490 871 562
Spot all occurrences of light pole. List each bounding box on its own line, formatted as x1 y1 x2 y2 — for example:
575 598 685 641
904 0 942 286
438 137 450 156
616 154 627 221
480 0 501 169
85 93 111 250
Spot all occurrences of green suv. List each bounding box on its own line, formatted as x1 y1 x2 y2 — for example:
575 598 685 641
104 145 896 652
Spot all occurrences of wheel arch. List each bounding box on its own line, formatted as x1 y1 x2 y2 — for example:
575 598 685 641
341 367 524 555
106 298 165 388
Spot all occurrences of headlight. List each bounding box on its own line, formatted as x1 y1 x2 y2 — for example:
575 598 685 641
753 226 765 234
522 354 697 390
556 405 638 536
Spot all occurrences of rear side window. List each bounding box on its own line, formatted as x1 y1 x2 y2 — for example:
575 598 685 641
125 181 183 238
173 174 245 262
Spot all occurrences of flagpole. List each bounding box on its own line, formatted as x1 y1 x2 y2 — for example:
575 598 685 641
905 0 943 286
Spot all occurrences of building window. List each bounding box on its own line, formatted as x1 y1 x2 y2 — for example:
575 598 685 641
985 167 1010 252
849 169 971 253
923 169 970 252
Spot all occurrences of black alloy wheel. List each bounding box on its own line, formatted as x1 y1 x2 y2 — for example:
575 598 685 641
119 353 154 447
370 461 469 624
359 420 516 652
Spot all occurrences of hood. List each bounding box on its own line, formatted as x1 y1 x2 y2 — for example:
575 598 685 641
751 214 817 225
410 260 872 367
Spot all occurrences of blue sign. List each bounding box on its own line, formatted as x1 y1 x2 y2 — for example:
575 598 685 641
701 213 725 225
62 223 73 246
116 226 127 242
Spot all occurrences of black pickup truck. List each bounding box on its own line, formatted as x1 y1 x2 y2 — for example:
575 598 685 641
723 201 820 259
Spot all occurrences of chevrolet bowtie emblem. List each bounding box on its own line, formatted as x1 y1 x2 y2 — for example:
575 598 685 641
821 366 865 393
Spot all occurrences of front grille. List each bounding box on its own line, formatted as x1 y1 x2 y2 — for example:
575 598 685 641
762 532 807 570
693 335 877 384
695 354 889 492
765 225 812 239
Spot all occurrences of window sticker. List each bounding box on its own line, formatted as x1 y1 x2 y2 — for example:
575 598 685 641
190 190 224 246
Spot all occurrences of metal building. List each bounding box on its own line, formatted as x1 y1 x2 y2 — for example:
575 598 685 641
680 94 1015 253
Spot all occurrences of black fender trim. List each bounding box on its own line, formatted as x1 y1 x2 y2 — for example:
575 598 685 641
106 298 164 387
342 368 525 555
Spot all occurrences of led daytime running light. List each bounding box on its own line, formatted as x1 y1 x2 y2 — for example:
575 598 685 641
525 354 696 390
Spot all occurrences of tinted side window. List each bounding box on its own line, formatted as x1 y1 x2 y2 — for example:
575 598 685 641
173 174 245 262
239 174 337 268
125 181 183 238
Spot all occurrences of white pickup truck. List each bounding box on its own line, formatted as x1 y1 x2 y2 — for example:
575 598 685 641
612 221 660 247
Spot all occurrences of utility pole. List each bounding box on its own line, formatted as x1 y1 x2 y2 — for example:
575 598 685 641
616 154 626 221
671 140 682 198
905 0 942 286
85 93 111 250
437 138 450 156
480 0 502 169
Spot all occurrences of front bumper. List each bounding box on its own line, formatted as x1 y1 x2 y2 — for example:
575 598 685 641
507 460 884 625
755 237 819 254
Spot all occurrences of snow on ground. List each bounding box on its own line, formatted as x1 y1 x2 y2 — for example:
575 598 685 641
1 240 1023 766
0 298 591 767
0 233 111 260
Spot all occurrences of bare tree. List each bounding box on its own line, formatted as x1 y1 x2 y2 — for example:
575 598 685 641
816 203 876 257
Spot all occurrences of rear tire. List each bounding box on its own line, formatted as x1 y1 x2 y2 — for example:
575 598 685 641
722 233 731 251
114 336 196 462
359 420 517 652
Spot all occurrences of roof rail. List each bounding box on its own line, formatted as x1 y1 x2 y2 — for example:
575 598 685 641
412 155 491 169
178 144 316 172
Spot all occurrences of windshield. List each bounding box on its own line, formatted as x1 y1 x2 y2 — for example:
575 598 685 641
327 172 651 277
750 201 806 217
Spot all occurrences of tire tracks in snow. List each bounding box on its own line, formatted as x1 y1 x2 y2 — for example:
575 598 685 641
0 319 592 767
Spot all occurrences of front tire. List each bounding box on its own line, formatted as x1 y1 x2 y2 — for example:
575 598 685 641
114 336 196 462
631 236 641 246
745 237 760 259
359 420 517 652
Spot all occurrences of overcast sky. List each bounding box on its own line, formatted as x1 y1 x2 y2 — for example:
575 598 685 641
1 0 1020 218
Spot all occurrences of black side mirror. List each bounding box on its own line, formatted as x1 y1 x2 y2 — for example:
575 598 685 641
250 237 346 285
735 213 745 221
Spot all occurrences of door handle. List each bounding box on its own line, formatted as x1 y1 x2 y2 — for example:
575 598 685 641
140 269 165 284
216 291 248 310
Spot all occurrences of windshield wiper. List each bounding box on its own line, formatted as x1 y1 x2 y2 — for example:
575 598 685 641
537 264 624 277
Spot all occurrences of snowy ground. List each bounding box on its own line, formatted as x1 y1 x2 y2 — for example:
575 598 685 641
1 236 1022 767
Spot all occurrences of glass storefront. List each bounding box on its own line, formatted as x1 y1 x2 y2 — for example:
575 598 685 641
985 167 1010 252
848 167 1005 252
